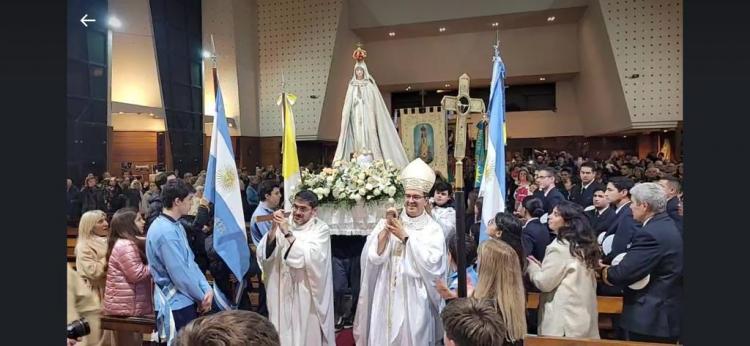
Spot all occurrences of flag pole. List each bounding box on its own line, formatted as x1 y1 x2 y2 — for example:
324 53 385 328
281 70 286 155
210 34 219 98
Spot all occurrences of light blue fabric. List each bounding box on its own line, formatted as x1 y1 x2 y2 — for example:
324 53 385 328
205 79 251 283
146 214 210 312
448 266 479 292
249 202 274 246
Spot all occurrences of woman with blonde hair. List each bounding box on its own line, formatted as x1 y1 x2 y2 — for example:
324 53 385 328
472 239 527 346
76 210 110 299
75 209 113 346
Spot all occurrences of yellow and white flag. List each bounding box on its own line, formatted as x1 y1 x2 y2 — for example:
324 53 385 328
278 93 300 211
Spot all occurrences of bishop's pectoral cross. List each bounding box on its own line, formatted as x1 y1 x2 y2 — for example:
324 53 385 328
441 74 486 189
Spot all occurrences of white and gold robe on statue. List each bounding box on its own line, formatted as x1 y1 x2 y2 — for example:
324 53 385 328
257 216 335 346
353 210 447 346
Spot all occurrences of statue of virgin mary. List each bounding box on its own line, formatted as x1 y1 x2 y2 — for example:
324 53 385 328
333 47 409 169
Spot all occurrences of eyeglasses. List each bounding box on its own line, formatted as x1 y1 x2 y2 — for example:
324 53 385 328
292 204 311 212
404 194 425 201
535 175 552 179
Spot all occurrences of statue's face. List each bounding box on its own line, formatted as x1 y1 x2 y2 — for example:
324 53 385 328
355 67 364 80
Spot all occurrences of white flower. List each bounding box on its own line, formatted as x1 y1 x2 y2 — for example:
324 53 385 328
326 176 334 183
358 173 366 180
350 193 361 201
357 179 365 186
365 183 374 191
359 188 367 196
388 197 395 204
373 189 381 196
386 186 397 196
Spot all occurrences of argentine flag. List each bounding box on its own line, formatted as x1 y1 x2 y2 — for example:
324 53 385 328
478 44 507 242
204 77 251 304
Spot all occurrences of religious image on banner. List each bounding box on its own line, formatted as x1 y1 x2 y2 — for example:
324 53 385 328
333 46 409 169
398 107 449 178
414 124 435 164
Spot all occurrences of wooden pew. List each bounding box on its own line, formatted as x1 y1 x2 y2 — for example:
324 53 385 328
527 292 623 314
525 335 674 345
527 292 623 334
100 315 155 334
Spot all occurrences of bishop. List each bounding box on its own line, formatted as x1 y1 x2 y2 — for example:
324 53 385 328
353 158 447 346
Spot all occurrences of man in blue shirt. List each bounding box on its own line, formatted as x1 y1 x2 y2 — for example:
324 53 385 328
146 179 213 340
249 180 281 246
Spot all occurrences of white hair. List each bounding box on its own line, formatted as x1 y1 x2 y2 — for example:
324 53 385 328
630 182 667 213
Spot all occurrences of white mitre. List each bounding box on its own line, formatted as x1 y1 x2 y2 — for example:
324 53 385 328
400 158 436 194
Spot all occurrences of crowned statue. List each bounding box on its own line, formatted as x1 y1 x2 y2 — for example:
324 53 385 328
333 46 409 169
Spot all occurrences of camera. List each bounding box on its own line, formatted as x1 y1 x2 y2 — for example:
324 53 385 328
67 318 90 339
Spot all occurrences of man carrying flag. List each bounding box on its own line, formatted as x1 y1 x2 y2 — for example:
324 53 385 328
257 89 335 346
478 41 508 242
204 53 252 311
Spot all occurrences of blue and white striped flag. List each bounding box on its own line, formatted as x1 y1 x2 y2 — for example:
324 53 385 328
204 72 251 303
478 44 507 243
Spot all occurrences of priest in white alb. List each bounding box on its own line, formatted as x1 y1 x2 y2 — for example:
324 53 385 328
353 158 447 346
257 190 335 346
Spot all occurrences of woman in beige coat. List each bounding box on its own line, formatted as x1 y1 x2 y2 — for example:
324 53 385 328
75 210 114 346
76 210 110 299
526 201 601 338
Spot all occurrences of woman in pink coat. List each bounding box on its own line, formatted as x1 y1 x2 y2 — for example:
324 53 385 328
103 208 152 346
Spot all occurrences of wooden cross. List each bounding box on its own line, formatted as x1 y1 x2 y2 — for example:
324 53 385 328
440 73 485 189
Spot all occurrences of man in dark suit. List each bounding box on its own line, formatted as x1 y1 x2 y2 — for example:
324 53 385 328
569 161 604 209
600 183 682 343
602 176 641 263
658 176 683 234
532 166 565 215
585 186 616 240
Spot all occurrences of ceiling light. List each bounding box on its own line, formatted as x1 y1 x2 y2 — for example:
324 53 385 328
547 16 556 22
445 84 450 88
492 22 499 27
107 16 122 29
623 135 627 138
663 129 668 133
202 50 212 59
149 113 155 117
228 123 234 128
539 77 546 81
405 86 412 91
388 32 396 37
439 27 446 32
118 111 124 114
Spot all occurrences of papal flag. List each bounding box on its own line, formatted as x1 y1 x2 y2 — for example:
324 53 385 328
478 43 507 243
204 68 251 306
278 92 301 211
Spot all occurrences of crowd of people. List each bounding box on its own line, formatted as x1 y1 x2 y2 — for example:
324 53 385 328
66 149 683 345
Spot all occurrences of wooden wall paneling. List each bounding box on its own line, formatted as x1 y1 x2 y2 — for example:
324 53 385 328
260 137 282 170
111 132 158 177
239 137 262 172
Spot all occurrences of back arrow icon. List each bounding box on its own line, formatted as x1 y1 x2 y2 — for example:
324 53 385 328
80 14 96 27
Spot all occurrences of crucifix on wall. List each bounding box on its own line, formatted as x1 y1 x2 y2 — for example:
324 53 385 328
441 73 485 189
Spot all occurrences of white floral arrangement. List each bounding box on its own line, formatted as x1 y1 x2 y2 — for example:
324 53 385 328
300 158 404 207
